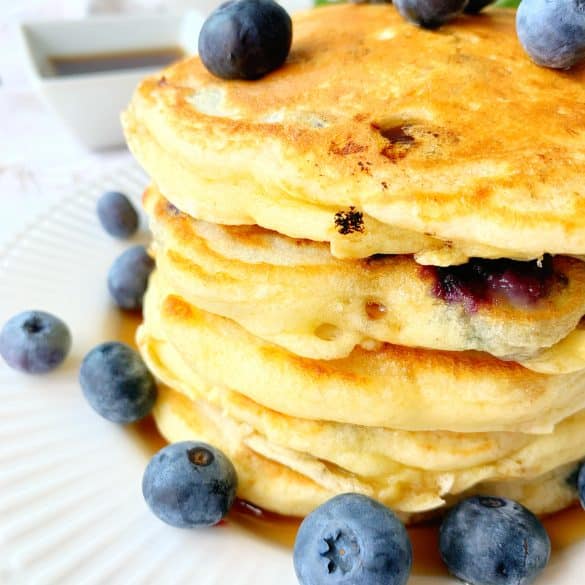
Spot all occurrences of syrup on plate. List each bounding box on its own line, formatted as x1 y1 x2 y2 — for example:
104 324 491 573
119 311 585 576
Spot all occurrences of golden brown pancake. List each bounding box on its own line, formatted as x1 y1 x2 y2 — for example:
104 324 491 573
123 5 585 263
151 384 579 519
145 185 585 367
144 363 580 519
139 277 583 518
125 2 585 523
141 272 585 434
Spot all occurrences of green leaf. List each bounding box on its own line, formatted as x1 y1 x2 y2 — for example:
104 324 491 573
313 0 521 6
494 0 520 7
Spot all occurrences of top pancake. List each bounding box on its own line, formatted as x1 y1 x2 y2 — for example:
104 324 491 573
123 5 585 262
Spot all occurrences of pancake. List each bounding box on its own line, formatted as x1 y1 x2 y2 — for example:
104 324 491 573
142 271 585 434
152 385 579 519
123 5 585 263
140 282 583 518
143 356 585 521
145 185 585 367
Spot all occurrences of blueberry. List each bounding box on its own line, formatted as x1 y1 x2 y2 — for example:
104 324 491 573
516 0 585 70
79 342 157 423
107 245 154 311
439 496 551 585
394 0 468 28
464 0 494 13
0 311 71 374
97 191 139 238
567 462 583 491
577 463 585 506
198 0 292 80
294 493 412 585
142 441 238 528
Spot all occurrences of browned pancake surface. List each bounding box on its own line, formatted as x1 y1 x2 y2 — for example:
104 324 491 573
125 5 585 260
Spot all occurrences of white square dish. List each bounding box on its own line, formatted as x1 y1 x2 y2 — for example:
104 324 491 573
18 12 203 150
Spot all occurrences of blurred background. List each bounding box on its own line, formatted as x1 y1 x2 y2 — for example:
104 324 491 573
0 0 518 245
0 1 303 245
0 1 293 166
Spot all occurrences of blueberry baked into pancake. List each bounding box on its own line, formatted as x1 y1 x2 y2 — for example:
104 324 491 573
145 185 585 368
122 1 585 582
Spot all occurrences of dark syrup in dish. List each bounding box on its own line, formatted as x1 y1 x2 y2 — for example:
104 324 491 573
48 47 185 77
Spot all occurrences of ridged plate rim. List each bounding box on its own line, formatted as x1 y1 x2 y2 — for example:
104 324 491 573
0 164 582 585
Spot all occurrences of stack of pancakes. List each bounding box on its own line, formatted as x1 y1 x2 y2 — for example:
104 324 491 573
123 4 585 521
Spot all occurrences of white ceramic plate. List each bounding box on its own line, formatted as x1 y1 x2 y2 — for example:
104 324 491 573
0 164 583 585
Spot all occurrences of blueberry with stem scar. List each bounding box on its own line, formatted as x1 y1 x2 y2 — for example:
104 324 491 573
0 311 71 374
294 493 412 585
142 441 238 528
